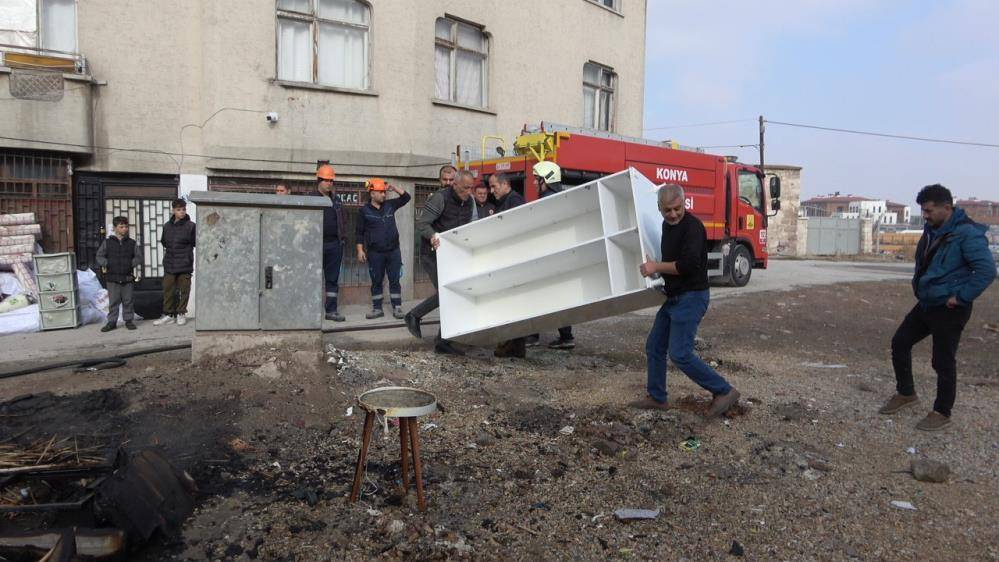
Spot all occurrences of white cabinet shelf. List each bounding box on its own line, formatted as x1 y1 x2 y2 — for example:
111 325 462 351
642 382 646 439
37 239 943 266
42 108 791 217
438 168 666 344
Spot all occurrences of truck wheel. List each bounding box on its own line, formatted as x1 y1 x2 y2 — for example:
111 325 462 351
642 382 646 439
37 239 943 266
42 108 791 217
728 244 752 287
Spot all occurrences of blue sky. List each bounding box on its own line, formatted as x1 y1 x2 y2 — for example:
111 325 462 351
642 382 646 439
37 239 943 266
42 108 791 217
643 0 999 208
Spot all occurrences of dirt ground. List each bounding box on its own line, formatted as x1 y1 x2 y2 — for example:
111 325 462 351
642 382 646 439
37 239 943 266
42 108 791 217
1 279 997 561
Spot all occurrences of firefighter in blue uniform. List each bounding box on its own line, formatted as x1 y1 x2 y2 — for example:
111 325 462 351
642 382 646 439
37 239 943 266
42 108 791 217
356 178 411 319
315 163 347 322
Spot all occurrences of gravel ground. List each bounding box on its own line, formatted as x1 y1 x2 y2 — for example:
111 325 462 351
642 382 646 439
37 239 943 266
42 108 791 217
1 279 997 561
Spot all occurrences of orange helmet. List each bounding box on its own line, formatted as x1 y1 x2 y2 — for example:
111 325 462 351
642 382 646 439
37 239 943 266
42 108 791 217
316 164 336 181
366 178 387 192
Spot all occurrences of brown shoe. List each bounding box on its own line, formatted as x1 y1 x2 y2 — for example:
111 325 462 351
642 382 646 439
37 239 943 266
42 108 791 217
878 393 919 415
629 396 670 411
708 388 741 417
916 411 952 432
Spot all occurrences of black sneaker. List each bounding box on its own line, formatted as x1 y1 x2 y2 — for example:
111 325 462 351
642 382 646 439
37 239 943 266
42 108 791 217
548 337 575 350
325 311 346 322
434 341 465 356
125 321 137 330
404 312 422 339
365 309 384 320
525 334 541 347
100 323 116 333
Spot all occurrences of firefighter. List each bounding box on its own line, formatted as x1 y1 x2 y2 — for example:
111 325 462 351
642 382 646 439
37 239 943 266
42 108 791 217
315 163 347 322
630 183 741 417
532 161 575 350
490 172 529 358
405 169 474 355
356 178 411 320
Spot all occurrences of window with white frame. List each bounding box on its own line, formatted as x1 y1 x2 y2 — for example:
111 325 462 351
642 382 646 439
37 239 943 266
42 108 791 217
0 0 77 53
434 17 488 108
588 0 621 11
276 0 370 90
583 62 616 131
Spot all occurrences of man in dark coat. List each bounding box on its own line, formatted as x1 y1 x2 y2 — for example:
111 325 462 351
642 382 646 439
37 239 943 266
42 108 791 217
153 198 196 326
96 215 143 331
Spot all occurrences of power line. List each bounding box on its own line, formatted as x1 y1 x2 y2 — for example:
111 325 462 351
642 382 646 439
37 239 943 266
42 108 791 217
0 134 451 169
766 120 999 149
696 143 759 150
644 118 754 131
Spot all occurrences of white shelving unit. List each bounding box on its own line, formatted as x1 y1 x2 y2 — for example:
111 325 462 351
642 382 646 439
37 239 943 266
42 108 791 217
438 168 667 345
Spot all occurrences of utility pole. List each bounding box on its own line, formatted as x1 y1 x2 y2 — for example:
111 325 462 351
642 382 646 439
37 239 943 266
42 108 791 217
758 115 765 175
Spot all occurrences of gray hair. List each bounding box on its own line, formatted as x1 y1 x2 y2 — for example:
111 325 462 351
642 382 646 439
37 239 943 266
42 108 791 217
658 183 685 208
456 170 476 183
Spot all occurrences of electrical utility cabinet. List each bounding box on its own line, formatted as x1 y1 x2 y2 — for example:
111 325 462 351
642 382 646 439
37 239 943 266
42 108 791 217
187 191 331 331
438 168 668 345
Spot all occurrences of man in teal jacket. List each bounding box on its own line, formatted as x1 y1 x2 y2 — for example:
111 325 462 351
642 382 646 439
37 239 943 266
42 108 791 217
879 184 996 431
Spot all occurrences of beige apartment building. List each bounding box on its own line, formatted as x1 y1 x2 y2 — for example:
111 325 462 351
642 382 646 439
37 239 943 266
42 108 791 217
1 0 647 309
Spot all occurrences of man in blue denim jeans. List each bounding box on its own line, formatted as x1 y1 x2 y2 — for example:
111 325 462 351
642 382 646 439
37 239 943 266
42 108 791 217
629 184 741 417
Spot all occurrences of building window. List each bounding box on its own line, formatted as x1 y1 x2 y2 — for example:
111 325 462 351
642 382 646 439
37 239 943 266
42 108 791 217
434 17 488 108
0 0 77 53
583 62 616 131
586 0 621 11
276 0 370 90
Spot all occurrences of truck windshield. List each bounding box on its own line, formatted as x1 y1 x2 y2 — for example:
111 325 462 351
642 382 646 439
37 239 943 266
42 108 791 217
738 171 763 212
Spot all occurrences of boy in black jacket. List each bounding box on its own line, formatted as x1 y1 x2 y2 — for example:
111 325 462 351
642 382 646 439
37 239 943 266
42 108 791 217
96 216 143 332
153 198 197 326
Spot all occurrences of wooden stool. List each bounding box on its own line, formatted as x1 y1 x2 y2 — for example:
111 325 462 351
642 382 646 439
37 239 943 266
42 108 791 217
348 387 436 512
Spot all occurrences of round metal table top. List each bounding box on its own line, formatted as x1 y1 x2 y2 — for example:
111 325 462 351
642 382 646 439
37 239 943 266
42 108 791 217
358 386 437 418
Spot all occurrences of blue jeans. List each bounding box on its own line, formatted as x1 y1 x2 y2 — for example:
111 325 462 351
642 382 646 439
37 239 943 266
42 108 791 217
368 247 402 309
646 289 731 403
323 240 343 313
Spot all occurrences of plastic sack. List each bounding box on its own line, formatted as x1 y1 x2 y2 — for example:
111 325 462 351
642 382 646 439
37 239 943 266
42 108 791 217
0 303 40 336
0 293 31 313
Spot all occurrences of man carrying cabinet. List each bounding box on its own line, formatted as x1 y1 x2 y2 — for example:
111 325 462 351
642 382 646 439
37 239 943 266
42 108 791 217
630 183 741 417
356 178 411 320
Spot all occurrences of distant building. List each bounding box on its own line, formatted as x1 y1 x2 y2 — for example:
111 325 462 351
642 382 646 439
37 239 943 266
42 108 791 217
957 198 998 225
886 201 912 224
801 193 869 217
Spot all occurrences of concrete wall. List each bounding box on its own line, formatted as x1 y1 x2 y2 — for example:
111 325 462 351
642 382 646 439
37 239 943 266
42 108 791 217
0 70 93 154
65 0 647 179
765 165 802 256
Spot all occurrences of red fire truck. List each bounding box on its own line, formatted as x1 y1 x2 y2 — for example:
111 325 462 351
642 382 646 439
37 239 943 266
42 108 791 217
458 122 781 286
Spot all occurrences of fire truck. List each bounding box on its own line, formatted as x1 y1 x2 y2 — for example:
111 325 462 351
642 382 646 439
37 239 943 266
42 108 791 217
458 122 781 286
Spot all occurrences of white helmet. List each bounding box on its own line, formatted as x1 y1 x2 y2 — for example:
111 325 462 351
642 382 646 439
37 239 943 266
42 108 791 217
532 161 562 185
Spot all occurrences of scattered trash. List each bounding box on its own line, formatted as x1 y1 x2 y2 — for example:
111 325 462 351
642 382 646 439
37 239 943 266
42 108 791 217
559 425 575 435
729 540 745 557
423 423 439 431
679 437 701 452
270 461 281 470
836 443 845 448
365 508 382 517
984 323 999 334
530 502 550 511
325 344 350 368
911 459 951 483
906 447 917 455
800 362 847 369
801 468 823 481
345 406 353 417
0 528 124 559
613 508 660 521
890 500 917 511
385 519 406 535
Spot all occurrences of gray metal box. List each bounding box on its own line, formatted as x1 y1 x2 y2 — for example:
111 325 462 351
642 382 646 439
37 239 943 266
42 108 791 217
187 191 331 331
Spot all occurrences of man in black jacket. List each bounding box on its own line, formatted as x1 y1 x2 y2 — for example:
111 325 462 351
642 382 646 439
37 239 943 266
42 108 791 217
96 216 143 332
405 168 473 355
489 173 530 358
153 199 196 326
630 184 740 417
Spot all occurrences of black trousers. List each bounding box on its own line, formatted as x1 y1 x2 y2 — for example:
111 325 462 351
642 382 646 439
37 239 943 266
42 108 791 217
410 253 449 344
891 303 972 417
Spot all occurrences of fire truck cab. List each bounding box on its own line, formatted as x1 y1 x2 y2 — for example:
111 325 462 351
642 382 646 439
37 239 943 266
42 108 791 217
458 122 781 287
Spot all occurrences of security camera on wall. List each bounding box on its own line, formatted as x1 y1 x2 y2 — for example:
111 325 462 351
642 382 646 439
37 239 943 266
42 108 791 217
265 112 279 124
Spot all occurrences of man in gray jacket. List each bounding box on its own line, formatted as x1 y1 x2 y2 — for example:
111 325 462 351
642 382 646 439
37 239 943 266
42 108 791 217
405 168 473 355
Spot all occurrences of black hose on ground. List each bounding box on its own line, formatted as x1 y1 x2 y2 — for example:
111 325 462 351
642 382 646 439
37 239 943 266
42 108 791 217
0 319 441 380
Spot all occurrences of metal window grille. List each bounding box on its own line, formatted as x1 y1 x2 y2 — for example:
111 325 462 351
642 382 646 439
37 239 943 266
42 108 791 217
0 151 73 252
413 183 439 283
104 198 172 278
